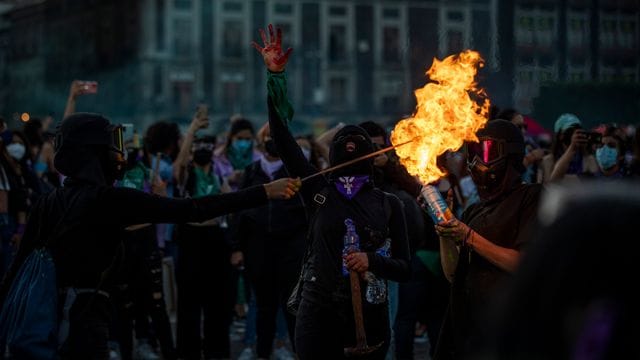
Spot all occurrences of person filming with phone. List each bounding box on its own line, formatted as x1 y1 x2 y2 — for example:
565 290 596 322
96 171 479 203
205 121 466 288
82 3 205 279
540 113 599 182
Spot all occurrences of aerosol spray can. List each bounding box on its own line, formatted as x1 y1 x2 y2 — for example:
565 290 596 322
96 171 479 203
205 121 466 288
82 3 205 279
420 185 453 224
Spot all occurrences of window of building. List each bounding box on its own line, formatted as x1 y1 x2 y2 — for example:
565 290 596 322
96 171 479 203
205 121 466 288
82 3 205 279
222 20 243 59
223 1 243 13
619 19 637 49
274 3 293 15
174 0 190 10
599 17 617 49
383 26 400 64
536 14 555 48
155 0 165 51
383 8 399 19
516 15 535 46
568 16 587 49
329 25 347 62
173 19 191 55
329 6 347 17
329 77 348 108
447 30 464 54
447 11 464 22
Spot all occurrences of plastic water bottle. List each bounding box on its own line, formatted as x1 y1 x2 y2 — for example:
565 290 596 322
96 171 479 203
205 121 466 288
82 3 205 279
365 272 387 304
420 185 454 224
365 239 391 304
342 219 360 276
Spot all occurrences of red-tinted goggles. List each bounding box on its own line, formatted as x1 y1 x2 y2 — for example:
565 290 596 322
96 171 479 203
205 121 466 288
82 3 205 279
466 138 522 165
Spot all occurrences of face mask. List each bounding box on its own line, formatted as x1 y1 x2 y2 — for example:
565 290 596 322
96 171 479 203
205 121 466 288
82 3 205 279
301 148 311 161
260 156 283 180
193 149 213 166
232 139 253 153
6 143 25 161
596 146 618 171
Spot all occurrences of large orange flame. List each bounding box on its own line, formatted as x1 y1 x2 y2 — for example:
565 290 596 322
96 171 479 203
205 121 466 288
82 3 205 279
390 50 490 185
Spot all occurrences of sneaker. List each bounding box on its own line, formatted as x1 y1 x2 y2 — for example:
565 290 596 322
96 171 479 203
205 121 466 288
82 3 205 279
134 339 160 360
273 347 295 360
238 347 255 360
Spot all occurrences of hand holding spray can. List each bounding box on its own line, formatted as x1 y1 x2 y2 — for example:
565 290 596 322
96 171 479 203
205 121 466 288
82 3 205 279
420 185 453 224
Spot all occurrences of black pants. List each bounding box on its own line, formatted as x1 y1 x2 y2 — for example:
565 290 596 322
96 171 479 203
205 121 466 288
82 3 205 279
294 293 390 360
112 226 175 360
59 293 111 360
246 233 303 358
394 257 449 359
176 225 232 359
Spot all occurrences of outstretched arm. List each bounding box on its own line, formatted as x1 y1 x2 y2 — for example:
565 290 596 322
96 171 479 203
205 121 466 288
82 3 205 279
107 177 300 226
253 25 319 181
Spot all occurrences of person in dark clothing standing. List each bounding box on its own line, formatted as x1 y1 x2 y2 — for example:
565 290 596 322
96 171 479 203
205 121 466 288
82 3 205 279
433 120 542 359
359 121 449 359
231 126 307 359
173 111 236 360
253 25 411 359
112 142 175 360
0 113 300 359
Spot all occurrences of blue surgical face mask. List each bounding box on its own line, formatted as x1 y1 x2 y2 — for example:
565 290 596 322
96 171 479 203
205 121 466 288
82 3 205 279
158 157 174 182
6 143 26 161
232 139 253 153
596 146 618 171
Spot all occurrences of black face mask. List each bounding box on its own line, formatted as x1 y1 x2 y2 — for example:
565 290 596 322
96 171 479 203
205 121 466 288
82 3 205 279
329 125 374 178
193 149 213 166
264 139 279 158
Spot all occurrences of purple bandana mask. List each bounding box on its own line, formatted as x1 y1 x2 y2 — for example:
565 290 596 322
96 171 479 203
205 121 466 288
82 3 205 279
335 176 369 199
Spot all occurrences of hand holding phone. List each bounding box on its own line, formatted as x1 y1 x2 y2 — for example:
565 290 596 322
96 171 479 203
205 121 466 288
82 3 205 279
191 104 210 131
70 80 98 98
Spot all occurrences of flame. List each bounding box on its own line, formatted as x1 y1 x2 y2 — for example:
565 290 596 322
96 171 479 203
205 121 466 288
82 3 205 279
390 50 490 184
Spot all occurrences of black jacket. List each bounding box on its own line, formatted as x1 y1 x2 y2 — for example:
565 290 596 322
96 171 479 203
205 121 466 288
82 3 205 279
267 96 411 305
232 160 308 275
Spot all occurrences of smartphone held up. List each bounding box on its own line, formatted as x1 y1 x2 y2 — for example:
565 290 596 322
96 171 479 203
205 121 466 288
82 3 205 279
80 81 98 94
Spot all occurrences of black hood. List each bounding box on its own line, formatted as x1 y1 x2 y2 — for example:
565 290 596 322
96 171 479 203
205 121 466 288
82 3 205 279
54 113 124 185
329 125 374 179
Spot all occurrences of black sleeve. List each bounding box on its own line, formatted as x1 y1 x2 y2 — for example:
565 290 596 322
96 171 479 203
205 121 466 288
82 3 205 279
514 185 542 250
105 185 268 227
367 194 411 282
267 95 327 202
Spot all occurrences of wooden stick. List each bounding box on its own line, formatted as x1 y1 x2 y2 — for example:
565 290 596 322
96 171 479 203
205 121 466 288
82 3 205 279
301 140 413 182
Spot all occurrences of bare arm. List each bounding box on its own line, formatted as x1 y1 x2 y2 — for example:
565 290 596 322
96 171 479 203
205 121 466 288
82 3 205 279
63 80 96 118
173 113 209 184
467 231 520 273
550 130 587 181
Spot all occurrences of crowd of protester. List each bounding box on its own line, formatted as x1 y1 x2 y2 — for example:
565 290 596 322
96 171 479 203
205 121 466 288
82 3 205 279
1 27 639 360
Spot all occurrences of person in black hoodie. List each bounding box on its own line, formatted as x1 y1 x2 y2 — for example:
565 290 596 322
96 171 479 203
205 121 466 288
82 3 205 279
253 25 411 359
0 113 300 359
433 120 542 359
231 125 307 359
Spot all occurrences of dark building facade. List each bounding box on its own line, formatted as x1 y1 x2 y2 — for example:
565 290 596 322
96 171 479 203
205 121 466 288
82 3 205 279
1 0 636 131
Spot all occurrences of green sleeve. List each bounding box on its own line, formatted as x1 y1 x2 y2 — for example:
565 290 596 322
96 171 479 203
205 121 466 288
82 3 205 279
266 71 294 127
